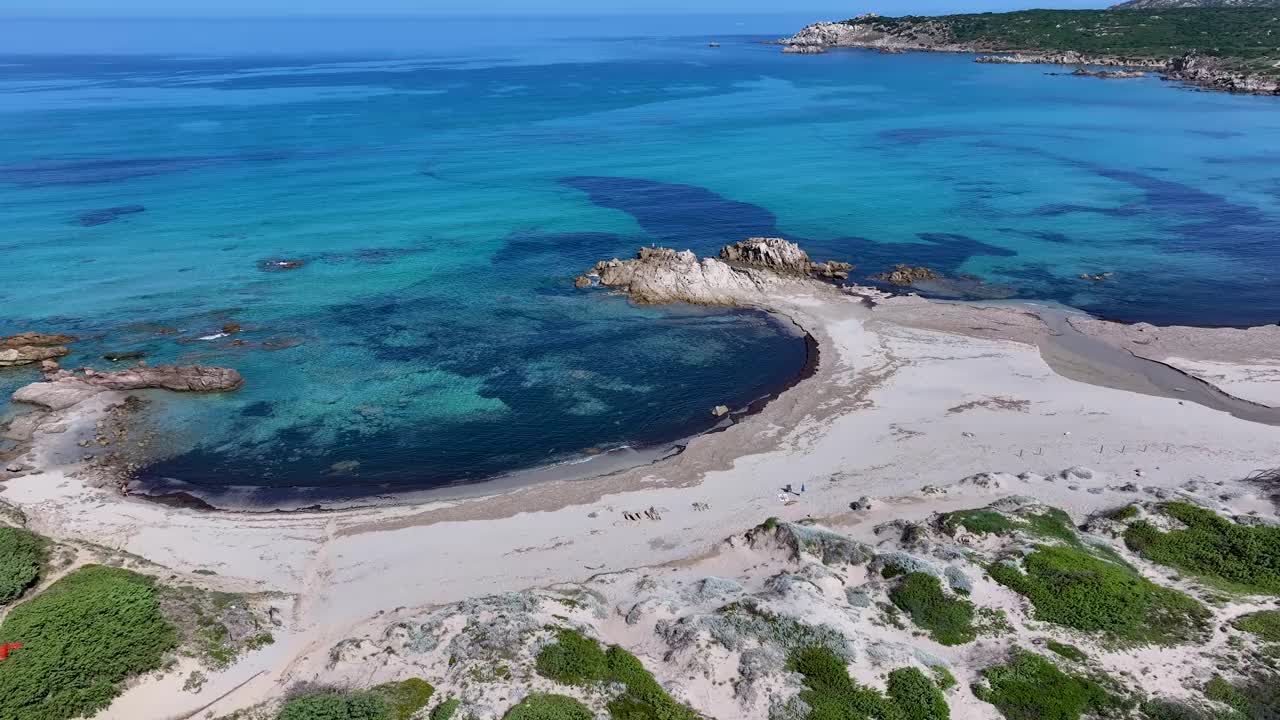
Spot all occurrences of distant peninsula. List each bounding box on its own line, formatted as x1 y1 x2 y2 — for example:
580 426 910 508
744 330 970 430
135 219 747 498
781 8 1280 95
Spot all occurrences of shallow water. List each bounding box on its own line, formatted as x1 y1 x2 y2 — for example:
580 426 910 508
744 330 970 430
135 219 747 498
3 16 1279 504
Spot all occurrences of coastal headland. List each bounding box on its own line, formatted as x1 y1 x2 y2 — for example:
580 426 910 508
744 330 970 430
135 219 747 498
778 9 1280 95
2 239 1279 718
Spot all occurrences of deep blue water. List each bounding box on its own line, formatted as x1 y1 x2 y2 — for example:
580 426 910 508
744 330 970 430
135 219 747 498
3 16 1279 504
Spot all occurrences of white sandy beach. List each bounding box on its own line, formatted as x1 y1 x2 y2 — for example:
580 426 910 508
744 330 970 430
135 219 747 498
3 272 1280 719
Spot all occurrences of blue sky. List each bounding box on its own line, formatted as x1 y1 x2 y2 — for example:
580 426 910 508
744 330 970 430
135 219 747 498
7 0 1105 16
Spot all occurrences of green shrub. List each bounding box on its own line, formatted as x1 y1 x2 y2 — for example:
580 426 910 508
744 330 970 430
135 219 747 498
535 628 697 720
889 573 977 646
1024 508 1079 545
1045 641 1087 663
0 527 47 605
941 509 1016 536
378 678 434 720
278 689 388 720
787 646 950 720
976 651 1121 720
0 564 177 720
1204 675 1247 711
503 693 592 720
887 667 950 720
989 545 1209 644
1233 610 1280 642
1109 506 1139 522
430 698 461 720
536 628 606 685
1139 699 1221 720
1124 502 1280 595
931 666 957 691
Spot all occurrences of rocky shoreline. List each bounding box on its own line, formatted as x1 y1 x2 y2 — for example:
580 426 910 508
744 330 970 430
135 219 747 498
780 16 1280 96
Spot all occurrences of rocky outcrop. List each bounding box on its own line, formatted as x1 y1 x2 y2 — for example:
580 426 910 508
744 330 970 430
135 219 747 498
1165 52 1280 95
0 332 75 367
782 16 951 52
1071 68 1146 79
975 52 1161 68
14 366 243 412
577 239 850 306
75 365 244 392
871 265 941 286
782 45 826 54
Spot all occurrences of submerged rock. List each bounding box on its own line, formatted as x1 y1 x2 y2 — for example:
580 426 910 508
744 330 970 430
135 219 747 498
871 264 941 286
259 258 306 272
74 204 145 227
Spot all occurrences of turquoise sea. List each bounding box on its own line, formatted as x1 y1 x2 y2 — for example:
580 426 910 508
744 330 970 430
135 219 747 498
2 16 1279 506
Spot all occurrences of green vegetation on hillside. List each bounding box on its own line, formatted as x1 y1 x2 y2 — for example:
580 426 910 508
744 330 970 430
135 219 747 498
889 572 977 646
0 526 47 605
503 694 593 720
989 545 1210 644
1123 502 1280 594
535 628 697 720
0 565 178 720
1233 610 1280 641
849 8 1280 77
788 646 950 720
276 680 434 720
976 651 1125 720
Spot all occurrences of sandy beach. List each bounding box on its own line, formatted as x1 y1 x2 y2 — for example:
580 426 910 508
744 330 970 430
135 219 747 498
3 253 1280 718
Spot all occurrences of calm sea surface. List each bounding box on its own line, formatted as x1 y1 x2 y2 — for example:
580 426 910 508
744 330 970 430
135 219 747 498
3 16 1278 504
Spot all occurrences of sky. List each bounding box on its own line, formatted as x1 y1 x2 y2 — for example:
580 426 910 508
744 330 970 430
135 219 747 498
5 0 1105 16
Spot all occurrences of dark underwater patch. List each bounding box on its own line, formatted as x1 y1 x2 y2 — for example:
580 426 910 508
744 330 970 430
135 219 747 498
560 176 778 254
74 204 145 227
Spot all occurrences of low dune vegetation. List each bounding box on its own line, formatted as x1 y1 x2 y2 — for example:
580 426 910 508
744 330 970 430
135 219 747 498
1122 502 1280 595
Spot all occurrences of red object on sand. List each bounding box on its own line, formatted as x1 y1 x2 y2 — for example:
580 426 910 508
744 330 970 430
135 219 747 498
0 642 22 660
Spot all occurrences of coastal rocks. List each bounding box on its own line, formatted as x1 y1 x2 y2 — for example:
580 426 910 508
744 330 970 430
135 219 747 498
782 45 826 54
871 264 941 286
1079 271 1114 282
1165 52 1280 95
976 52 1161 68
74 204 145 227
13 381 104 411
580 239 848 307
781 16 947 52
77 365 244 392
0 332 75 367
1071 68 1146 79
717 237 851 280
711 405 730 417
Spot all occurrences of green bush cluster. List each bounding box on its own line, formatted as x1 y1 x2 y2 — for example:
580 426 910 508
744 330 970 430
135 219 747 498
535 628 696 720
1124 502 1280 595
1045 641 1088 663
989 545 1209 644
276 679 434 720
888 573 977 646
430 698 461 720
1202 672 1280 719
503 693 592 720
975 651 1123 720
0 526 48 605
941 509 1016 536
1232 610 1280 642
278 690 388 720
0 564 178 720
787 646 949 720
